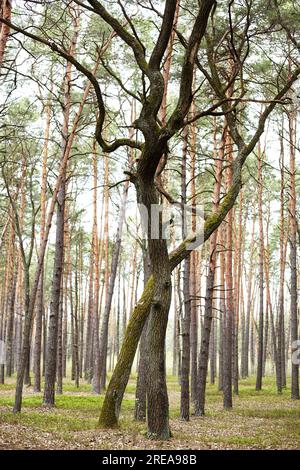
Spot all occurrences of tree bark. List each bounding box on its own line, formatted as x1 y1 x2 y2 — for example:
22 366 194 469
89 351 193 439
180 126 191 421
195 118 223 415
288 107 299 400
0 0 11 70
43 173 66 405
34 90 51 392
135 250 151 421
43 34 76 403
223 129 234 409
256 141 264 391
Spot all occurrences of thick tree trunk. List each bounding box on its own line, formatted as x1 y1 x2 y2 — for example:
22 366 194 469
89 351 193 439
134 318 149 421
139 179 172 440
135 250 150 421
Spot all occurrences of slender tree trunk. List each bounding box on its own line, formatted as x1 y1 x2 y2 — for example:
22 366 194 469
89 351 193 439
218 224 226 391
43 173 66 405
180 126 191 421
195 257 215 415
43 39 75 403
97 104 135 393
156 0 180 183
87 140 100 387
277 131 287 391
94 166 130 393
176 267 183 381
34 91 51 392
223 129 233 409
189 95 198 405
62 280 68 378
6 255 17 377
209 311 216 385
3 219 15 379
92 146 108 393
172 276 179 377
13 266 31 412
56 286 63 394
0 0 12 70
233 193 243 394
241 214 256 378
195 118 223 415
263 202 271 376
73 266 80 388
256 141 264 391
288 107 299 400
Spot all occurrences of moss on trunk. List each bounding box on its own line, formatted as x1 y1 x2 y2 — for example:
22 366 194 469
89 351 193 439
98 276 154 428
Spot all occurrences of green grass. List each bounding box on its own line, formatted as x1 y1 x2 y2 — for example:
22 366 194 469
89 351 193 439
0 374 300 449
0 409 96 432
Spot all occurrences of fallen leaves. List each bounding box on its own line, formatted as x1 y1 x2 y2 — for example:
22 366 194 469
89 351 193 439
0 378 300 450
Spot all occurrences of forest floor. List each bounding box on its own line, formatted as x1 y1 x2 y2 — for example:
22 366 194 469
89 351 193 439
0 375 299 450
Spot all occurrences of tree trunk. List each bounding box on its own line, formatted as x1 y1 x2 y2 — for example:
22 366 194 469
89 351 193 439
180 126 191 421
218 224 226 391
42 32 76 402
288 108 299 400
34 91 51 392
195 258 215 415
189 96 198 405
135 250 151 421
223 129 233 409
0 0 12 70
241 214 256 378
56 287 63 394
256 141 264 391
172 279 179 377
276 132 287 391
43 174 66 406
195 118 223 415
6 263 17 377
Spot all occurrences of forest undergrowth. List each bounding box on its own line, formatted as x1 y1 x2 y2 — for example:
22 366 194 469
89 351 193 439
0 376 299 450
